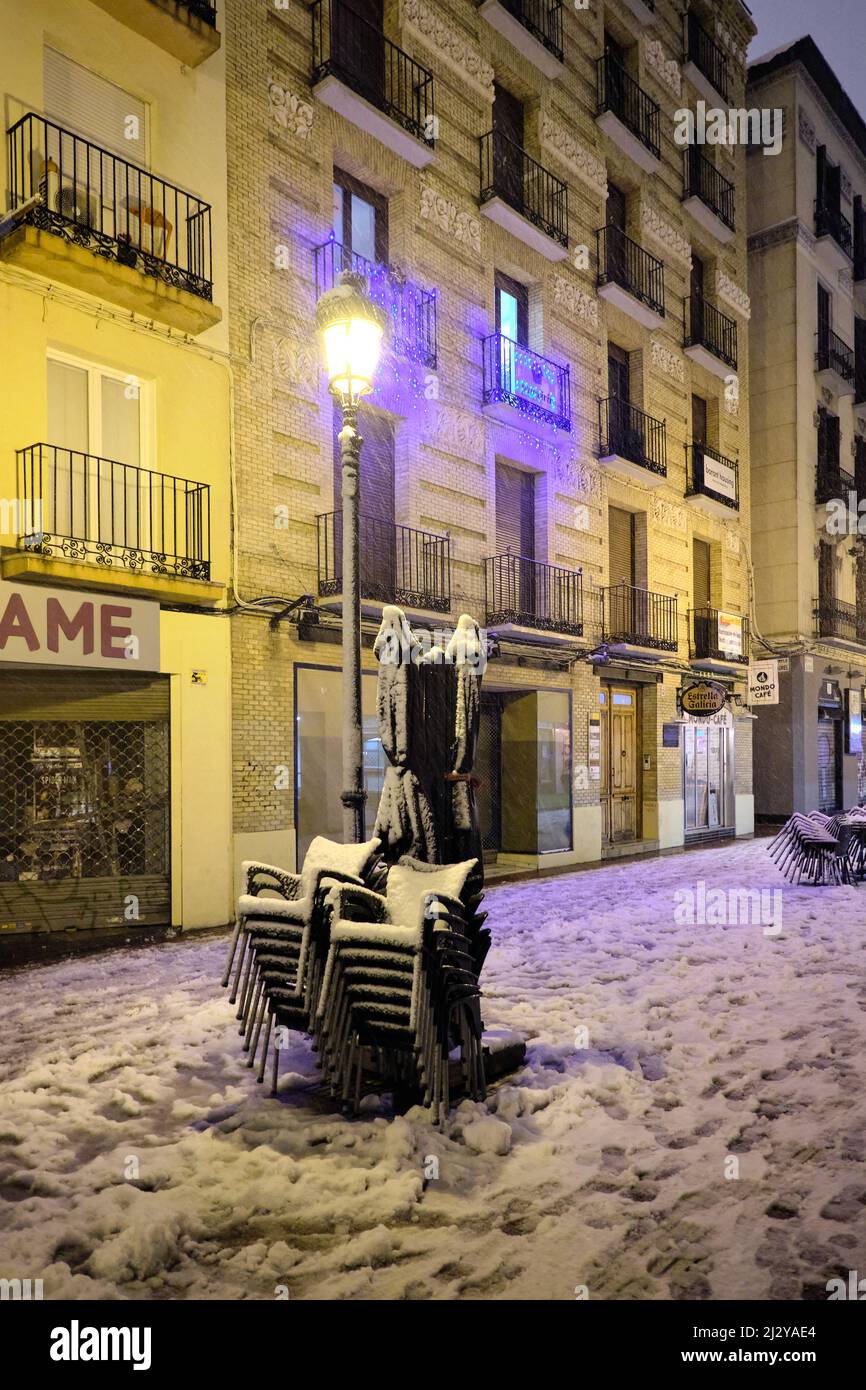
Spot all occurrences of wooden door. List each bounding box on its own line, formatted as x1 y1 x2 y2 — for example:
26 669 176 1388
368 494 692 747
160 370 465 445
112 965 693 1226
332 0 384 106
606 182 627 283
496 461 536 614
602 684 639 842
493 83 525 211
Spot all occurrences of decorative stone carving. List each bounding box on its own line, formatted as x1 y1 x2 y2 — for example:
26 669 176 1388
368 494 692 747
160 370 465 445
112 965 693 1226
540 115 607 199
748 219 816 257
654 498 687 531
426 404 485 459
716 271 751 320
419 184 482 258
798 107 816 153
651 339 685 383
553 276 599 328
839 268 854 297
714 20 747 71
401 0 493 101
273 335 318 394
644 39 681 99
640 202 692 268
724 376 740 417
268 82 314 141
725 529 741 554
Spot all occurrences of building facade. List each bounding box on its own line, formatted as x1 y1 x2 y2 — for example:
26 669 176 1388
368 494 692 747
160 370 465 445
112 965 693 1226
225 0 757 881
748 38 866 818
0 0 233 936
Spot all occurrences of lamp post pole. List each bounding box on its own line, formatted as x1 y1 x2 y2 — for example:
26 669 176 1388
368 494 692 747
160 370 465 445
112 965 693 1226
338 400 366 843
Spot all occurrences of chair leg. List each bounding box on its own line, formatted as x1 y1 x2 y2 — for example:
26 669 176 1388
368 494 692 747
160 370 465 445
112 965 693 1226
257 1010 273 1085
229 930 248 1005
221 918 243 988
271 1036 281 1096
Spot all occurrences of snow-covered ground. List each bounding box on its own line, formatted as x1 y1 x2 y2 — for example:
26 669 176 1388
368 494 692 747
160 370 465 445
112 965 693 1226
1 837 865 1302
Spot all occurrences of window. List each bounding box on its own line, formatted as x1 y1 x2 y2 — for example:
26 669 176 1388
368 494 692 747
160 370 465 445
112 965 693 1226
692 394 708 445
333 169 388 265
495 460 535 560
693 538 711 610
47 353 149 468
44 47 148 165
494 270 528 345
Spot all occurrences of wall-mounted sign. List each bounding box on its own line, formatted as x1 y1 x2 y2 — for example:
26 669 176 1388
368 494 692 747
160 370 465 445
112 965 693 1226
701 453 738 504
662 723 681 747
587 716 601 782
0 580 159 672
846 688 863 755
681 680 727 717
716 611 743 658
748 659 779 705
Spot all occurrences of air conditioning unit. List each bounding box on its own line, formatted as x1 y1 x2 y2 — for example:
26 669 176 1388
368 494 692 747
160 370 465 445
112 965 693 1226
54 176 98 227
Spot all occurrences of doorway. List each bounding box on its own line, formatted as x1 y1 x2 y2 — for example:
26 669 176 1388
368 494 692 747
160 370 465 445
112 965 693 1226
599 683 640 843
683 720 733 833
817 713 843 813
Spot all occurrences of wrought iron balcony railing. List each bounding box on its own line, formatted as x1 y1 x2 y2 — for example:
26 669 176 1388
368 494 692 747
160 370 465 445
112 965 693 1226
494 0 564 62
816 422 852 503
5 113 213 299
602 582 678 651
314 238 437 369
317 512 450 612
311 0 434 148
484 552 582 636
691 607 750 665
596 53 660 159
816 326 855 384
598 396 667 477
684 295 738 370
597 225 665 317
855 203 866 281
684 146 735 232
685 11 729 101
814 599 862 644
686 443 740 511
479 128 568 247
857 340 866 406
482 333 571 430
178 0 218 24
17 443 211 580
815 200 853 259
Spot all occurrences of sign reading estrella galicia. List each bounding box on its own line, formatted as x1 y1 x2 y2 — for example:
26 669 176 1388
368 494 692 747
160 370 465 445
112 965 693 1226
0 580 160 671
680 680 727 716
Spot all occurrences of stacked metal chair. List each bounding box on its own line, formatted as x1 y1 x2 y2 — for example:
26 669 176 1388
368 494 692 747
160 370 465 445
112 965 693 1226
768 812 852 884
220 837 386 1084
314 856 487 1122
831 806 866 880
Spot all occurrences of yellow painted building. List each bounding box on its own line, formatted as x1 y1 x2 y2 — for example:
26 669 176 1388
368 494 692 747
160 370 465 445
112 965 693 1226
0 0 233 935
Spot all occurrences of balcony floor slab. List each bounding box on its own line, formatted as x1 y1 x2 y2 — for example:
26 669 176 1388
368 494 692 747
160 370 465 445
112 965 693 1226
598 279 664 331
815 234 853 275
599 451 667 488
480 197 568 262
313 75 434 168
88 0 220 66
686 491 739 520
0 221 221 335
483 399 571 441
684 342 733 380
484 621 584 647
682 194 735 247
682 60 727 109
816 365 855 398
2 551 226 607
595 110 660 176
477 1 565 80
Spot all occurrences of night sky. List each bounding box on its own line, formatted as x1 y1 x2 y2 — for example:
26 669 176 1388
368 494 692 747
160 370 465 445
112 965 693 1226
747 0 866 124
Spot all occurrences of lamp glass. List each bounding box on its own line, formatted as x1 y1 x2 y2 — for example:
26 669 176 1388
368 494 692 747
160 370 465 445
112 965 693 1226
322 316 383 403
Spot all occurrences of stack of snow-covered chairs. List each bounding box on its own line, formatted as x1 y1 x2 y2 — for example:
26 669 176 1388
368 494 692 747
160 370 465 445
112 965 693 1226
768 811 851 885
220 836 386 1084
314 856 488 1122
833 806 866 880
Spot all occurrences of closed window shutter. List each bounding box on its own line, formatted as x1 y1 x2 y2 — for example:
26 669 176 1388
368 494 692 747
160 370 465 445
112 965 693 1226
495 462 534 559
44 47 148 165
608 506 634 586
693 539 711 610
332 403 395 524
819 541 835 608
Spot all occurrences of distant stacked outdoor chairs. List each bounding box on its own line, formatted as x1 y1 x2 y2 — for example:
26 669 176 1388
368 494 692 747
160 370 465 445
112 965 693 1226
768 808 866 884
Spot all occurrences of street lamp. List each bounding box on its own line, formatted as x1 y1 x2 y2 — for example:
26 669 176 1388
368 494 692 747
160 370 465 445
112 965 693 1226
316 270 387 842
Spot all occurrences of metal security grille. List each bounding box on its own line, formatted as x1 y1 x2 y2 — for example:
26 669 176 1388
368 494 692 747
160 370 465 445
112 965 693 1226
0 717 169 933
476 697 503 857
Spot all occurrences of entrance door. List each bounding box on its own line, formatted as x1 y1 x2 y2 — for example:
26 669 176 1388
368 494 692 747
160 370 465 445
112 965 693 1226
817 716 842 812
331 0 385 108
606 182 628 284
493 83 525 211
601 684 639 842
683 721 732 831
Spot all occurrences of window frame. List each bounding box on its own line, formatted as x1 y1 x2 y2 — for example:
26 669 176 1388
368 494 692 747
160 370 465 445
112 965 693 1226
333 167 389 266
46 348 154 472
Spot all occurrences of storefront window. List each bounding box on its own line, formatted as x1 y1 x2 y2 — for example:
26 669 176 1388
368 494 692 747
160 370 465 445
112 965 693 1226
295 666 382 865
537 690 572 852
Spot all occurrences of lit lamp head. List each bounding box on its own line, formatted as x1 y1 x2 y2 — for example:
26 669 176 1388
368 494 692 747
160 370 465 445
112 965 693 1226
315 270 387 406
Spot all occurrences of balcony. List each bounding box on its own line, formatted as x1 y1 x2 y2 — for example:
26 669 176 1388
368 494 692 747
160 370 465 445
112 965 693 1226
815 201 853 273
476 1 565 80
690 607 750 669
815 423 851 506
596 226 665 329
595 54 661 175
619 0 656 25
314 238 437 369
597 396 667 487
854 201 866 285
683 295 738 377
316 512 450 614
683 11 729 105
484 553 583 639
87 0 220 67
481 334 571 436
601 582 678 653
1 114 218 335
856 320 866 410
479 129 568 260
685 443 739 516
311 0 435 168
9 443 219 604
682 147 735 244
816 326 855 396
814 599 865 645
